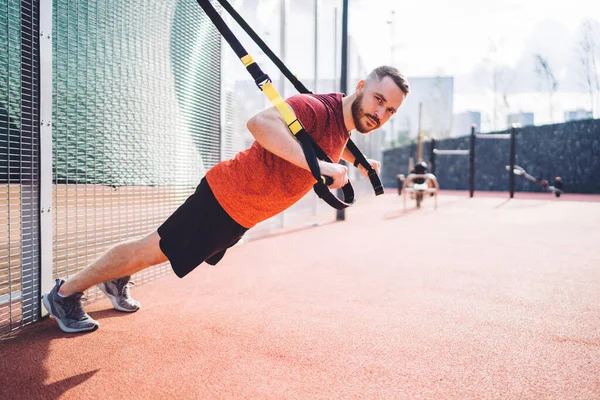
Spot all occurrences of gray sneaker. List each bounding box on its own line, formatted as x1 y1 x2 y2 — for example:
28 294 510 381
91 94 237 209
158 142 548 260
97 276 140 312
43 279 99 333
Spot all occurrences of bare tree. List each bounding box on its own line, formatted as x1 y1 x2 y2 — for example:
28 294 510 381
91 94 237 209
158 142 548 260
485 39 516 130
534 54 558 123
429 73 451 139
488 40 503 131
578 19 600 117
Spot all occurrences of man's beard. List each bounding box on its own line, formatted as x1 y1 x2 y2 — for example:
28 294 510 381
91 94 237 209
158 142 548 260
351 92 380 133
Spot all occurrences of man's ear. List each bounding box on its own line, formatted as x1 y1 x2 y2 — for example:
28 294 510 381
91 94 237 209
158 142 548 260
356 79 366 94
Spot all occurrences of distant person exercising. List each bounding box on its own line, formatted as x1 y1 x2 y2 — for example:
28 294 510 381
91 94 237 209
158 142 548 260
412 161 429 185
43 66 410 333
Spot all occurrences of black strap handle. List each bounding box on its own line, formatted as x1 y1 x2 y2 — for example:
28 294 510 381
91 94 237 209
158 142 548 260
346 140 384 195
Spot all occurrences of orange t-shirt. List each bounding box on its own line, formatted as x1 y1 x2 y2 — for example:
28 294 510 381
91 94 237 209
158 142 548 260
206 93 350 228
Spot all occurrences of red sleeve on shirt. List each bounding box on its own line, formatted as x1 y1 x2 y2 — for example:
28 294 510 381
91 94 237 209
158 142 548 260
285 94 326 134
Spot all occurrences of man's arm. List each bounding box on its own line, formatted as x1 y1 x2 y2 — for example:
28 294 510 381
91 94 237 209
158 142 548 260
246 106 349 188
341 147 357 165
341 146 382 179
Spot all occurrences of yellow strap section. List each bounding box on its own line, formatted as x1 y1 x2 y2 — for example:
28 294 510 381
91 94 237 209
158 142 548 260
241 55 254 67
240 58 303 135
288 120 302 135
256 70 329 186
261 82 303 135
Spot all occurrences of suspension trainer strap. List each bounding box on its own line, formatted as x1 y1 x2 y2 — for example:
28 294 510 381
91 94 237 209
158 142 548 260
345 140 384 195
196 0 354 209
215 0 310 94
215 0 384 197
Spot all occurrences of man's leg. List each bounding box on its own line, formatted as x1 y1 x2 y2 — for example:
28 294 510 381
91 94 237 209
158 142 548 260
59 231 167 296
43 231 168 333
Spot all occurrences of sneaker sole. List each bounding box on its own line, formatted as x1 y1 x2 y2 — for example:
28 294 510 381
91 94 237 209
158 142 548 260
97 283 140 313
42 294 99 333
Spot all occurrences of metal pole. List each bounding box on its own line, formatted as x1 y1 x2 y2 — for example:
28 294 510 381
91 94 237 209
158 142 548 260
279 0 287 228
469 125 476 197
39 0 54 317
279 0 286 96
417 102 423 161
430 138 436 175
509 126 516 198
336 0 349 221
333 7 338 91
311 0 320 216
389 11 395 64
388 10 395 146
340 0 348 96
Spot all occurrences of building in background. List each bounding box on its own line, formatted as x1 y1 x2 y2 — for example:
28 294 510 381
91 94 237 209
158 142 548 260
564 109 593 122
451 111 481 136
507 112 534 128
386 76 454 148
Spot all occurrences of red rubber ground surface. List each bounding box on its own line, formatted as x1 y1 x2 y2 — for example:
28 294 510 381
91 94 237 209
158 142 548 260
1 192 599 399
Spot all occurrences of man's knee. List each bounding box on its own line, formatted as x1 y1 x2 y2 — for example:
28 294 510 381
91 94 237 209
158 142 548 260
133 231 168 267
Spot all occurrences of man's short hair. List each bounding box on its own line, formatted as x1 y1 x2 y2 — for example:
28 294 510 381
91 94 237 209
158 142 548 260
367 66 410 96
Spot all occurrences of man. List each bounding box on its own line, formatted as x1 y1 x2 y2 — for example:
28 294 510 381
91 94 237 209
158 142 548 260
43 65 410 333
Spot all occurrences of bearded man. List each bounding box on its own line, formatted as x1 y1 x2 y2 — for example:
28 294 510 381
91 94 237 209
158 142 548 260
43 65 410 333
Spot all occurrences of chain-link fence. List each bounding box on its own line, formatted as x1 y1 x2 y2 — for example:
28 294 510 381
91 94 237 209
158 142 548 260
0 0 40 335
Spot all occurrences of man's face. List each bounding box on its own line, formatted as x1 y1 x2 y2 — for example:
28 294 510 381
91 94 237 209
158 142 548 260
351 76 406 134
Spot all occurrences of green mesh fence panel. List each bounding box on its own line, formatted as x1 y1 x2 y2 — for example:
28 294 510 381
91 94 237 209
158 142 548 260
53 0 220 186
0 0 40 335
51 0 222 299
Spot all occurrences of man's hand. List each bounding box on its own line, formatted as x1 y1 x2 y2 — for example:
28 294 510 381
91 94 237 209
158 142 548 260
357 159 381 179
318 161 349 189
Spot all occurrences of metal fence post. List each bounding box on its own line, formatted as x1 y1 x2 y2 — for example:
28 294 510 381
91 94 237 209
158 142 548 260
469 125 475 198
429 138 436 175
509 126 516 198
336 0 348 222
39 0 53 317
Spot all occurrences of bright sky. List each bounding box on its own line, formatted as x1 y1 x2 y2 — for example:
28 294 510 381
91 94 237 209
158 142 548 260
350 0 599 77
347 0 600 127
242 0 599 128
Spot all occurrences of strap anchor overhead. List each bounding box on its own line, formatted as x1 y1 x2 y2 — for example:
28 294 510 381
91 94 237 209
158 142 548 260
196 0 384 209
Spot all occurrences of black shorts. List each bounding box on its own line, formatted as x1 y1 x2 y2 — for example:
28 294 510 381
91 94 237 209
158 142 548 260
157 178 248 278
